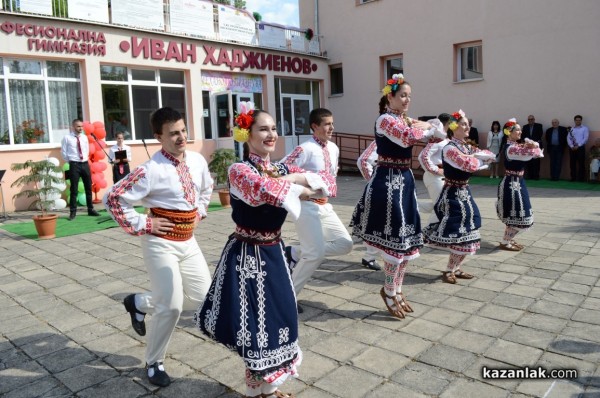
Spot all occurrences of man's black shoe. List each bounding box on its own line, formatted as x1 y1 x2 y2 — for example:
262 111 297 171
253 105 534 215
67 213 76 221
285 246 298 271
361 258 382 271
147 362 171 387
297 304 304 314
123 294 146 336
88 209 100 216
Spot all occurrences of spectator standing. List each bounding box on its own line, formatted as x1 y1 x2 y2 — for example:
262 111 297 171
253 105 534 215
544 119 568 181
567 115 589 182
521 115 544 180
468 118 479 146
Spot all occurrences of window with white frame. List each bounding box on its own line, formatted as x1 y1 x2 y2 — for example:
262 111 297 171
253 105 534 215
0 58 82 146
330 65 343 95
384 55 403 80
100 66 186 141
456 42 483 81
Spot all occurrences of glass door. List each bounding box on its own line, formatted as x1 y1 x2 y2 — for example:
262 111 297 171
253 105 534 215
211 91 234 150
281 95 312 154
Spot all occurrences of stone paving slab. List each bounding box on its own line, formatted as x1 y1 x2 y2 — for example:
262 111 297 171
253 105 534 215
1 176 600 397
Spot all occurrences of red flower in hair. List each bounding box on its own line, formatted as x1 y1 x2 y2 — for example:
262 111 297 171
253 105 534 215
452 112 462 120
505 121 516 128
235 110 254 129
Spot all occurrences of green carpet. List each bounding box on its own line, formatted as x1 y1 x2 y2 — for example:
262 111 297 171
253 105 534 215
469 176 600 191
0 202 225 240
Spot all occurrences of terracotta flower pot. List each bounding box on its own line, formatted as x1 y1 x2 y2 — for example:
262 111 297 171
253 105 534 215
33 214 58 239
218 189 231 207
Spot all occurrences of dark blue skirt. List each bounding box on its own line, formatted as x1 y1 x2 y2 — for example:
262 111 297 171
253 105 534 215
350 166 423 255
423 185 481 253
496 175 533 229
195 236 300 380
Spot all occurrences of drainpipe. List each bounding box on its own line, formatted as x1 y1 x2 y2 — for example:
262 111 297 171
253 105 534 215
314 0 319 37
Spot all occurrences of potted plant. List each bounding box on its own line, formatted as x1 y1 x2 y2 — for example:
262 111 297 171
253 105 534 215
10 159 64 239
16 119 45 143
208 148 237 207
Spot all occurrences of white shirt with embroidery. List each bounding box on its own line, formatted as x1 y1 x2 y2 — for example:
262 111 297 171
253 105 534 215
443 139 495 172
357 141 378 180
419 138 449 176
228 153 336 221
103 149 213 235
281 135 339 177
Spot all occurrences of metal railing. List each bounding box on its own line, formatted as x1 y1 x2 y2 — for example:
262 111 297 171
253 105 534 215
1 0 321 56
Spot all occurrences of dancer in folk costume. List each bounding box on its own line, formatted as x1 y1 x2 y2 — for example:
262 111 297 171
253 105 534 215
422 110 496 284
350 74 434 320
195 103 335 398
104 107 213 387
281 108 354 305
496 118 543 251
355 140 383 271
417 113 451 223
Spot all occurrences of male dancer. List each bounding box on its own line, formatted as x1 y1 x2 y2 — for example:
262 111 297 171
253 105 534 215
104 107 213 387
283 108 353 311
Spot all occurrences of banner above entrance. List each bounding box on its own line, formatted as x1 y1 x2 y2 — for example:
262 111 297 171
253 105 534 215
201 71 262 93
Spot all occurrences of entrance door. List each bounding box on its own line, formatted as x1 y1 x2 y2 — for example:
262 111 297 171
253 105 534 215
281 95 312 154
212 91 234 150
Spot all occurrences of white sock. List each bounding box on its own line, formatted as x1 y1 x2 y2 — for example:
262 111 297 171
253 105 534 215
147 362 165 377
133 295 145 322
245 386 262 397
261 383 277 396
291 246 299 262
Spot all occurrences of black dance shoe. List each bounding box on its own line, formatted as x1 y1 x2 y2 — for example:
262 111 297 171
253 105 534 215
123 294 146 336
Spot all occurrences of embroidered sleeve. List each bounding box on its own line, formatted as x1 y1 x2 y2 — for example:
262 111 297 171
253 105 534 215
418 142 442 175
443 146 481 172
195 156 214 218
376 114 428 147
357 141 377 180
281 146 307 168
286 164 337 198
506 144 543 160
103 166 151 235
228 162 292 207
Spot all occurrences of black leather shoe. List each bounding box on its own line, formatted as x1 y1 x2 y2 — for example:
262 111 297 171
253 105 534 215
123 294 146 336
147 362 171 387
285 246 298 271
297 304 304 314
361 258 382 271
88 209 100 216
67 213 76 221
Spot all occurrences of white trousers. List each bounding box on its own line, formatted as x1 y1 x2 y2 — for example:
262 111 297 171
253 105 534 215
292 201 353 294
422 171 445 224
138 234 211 365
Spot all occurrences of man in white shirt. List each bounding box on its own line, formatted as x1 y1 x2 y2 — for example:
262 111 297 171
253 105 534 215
567 114 590 182
282 108 353 311
103 107 213 387
61 119 100 220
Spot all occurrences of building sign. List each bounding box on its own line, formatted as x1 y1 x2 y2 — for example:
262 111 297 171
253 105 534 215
217 6 256 45
119 37 318 74
68 0 110 24
258 23 287 51
201 71 262 92
170 0 215 39
1 21 106 55
111 0 164 31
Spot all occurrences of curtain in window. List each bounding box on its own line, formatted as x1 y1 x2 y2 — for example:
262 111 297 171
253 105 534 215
9 80 48 144
49 81 81 144
0 84 8 145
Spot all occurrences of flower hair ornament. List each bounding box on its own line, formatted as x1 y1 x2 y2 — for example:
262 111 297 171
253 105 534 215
448 109 466 131
381 73 405 95
233 101 255 143
503 118 517 136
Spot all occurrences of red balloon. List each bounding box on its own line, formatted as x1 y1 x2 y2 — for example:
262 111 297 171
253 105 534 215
87 134 95 143
94 128 106 140
98 179 108 189
98 139 107 148
94 142 102 153
92 184 101 193
92 174 101 185
93 121 105 129
90 162 100 173
88 143 96 155
97 162 107 172
94 150 105 160
83 122 95 135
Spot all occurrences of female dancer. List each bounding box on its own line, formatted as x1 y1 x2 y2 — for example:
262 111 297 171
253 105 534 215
486 121 502 178
350 74 433 319
195 103 335 398
497 118 543 251
422 110 495 284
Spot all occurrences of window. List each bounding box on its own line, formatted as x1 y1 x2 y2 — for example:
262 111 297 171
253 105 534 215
330 65 343 95
0 58 82 146
383 55 403 80
456 42 483 81
100 66 186 141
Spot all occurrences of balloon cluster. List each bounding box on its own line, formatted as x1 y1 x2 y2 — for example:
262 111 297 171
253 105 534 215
42 157 67 210
61 121 109 206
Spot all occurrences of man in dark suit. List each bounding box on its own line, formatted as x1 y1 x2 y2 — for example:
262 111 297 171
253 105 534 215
545 119 568 181
521 115 544 179
467 118 479 145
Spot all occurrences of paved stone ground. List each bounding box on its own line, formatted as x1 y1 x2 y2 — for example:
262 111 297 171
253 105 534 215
1 175 600 398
